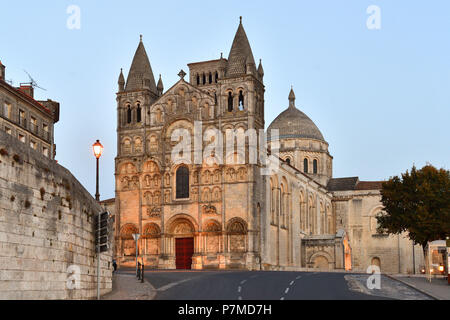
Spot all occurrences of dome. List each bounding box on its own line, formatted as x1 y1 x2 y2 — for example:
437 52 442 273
267 88 325 142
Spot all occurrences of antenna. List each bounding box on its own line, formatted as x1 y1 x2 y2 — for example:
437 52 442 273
22 69 47 91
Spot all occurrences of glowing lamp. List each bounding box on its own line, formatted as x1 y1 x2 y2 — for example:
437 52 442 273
92 140 103 159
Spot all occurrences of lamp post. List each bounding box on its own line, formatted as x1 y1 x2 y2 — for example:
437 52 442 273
92 140 103 201
92 140 103 300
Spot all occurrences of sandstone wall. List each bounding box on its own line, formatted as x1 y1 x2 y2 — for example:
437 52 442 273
0 131 112 299
334 189 425 274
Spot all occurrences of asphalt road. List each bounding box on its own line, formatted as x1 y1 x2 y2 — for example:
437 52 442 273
116 268 429 300
139 270 389 300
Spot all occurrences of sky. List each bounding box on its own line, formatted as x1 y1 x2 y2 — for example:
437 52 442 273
1 0 449 200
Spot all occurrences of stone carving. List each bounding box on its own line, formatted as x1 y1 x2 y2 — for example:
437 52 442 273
146 207 161 218
203 204 217 215
173 222 193 235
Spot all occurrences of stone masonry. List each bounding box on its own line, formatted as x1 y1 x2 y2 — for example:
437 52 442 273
0 130 112 299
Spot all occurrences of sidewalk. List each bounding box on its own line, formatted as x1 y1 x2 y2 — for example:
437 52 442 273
102 272 157 300
388 275 449 300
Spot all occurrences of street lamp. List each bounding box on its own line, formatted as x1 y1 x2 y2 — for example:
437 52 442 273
92 140 103 201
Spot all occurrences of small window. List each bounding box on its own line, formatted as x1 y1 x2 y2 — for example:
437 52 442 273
196 74 200 85
304 158 308 173
286 158 291 165
3 103 11 119
215 71 218 83
136 104 142 123
127 106 132 124
313 159 318 174
176 166 190 199
238 90 244 110
30 140 37 150
31 116 37 133
18 134 25 143
19 109 26 127
202 73 206 85
43 147 49 157
208 72 212 84
228 92 233 112
5 127 11 135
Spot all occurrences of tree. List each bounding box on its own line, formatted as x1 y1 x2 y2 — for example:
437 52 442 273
377 165 450 255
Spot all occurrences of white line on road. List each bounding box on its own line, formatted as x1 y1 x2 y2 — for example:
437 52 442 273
240 280 247 285
296 275 301 280
285 288 289 294
157 278 193 292
238 296 242 300
289 281 294 286
238 286 242 293
280 297 285 300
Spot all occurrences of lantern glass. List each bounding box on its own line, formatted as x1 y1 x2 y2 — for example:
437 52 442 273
92 140 103 159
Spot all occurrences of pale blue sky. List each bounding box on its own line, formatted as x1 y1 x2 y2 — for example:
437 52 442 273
1 1 449 200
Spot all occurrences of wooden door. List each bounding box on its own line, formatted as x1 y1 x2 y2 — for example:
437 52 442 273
175 238 194 269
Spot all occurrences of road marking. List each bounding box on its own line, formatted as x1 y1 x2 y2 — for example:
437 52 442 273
289 281 294 286
238 296 242 300
285 288 289 294
296 275 301 280
238 286 242 293
240 280 247 285
280 297 285 300
250 275 258 279
157 278 192 292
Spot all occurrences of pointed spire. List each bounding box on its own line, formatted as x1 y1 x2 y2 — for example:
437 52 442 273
125 36 157 93
257 59 264 79
226 17 256 77
118 68 125 92
157 74 164 96
289 86 296 109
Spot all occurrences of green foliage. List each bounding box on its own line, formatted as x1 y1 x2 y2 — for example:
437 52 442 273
377 165 450 249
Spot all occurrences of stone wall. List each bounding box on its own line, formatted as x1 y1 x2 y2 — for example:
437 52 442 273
333 189 425 274
0 130 112 299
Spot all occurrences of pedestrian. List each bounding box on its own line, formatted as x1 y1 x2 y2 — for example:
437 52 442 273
112 259 117 273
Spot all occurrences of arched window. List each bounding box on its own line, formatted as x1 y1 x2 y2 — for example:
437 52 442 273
176 166 189 199
238 90 244 110
136 104 142 123
304 158 308 173
228 92 233 112
285 158 291 165
196 74 200 85
202 73 206 85
208 72 212 84
313 159 318 174
215 71 218 83
127 105 132 124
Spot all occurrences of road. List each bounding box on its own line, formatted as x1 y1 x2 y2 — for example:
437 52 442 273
112 268 432 300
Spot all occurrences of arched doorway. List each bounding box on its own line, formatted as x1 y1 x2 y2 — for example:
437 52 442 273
170 218 195 269
120 223 139 257
313 255 330 270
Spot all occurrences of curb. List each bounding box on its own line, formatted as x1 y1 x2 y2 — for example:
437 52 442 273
101 273 157 300
143 277 158 300
385 274 439 300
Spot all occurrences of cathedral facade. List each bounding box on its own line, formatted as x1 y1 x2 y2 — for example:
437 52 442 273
110 18 423 273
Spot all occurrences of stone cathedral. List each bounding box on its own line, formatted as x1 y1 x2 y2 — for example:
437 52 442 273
109 18 423 273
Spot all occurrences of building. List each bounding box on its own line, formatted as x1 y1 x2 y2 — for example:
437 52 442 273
109 18 423 273
0 60 59 159
0 59 112 300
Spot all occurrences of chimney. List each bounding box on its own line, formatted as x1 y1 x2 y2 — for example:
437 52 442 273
0 61 5 81
19 84 34 98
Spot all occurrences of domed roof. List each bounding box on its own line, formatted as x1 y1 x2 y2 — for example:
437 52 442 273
268 88 325 142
